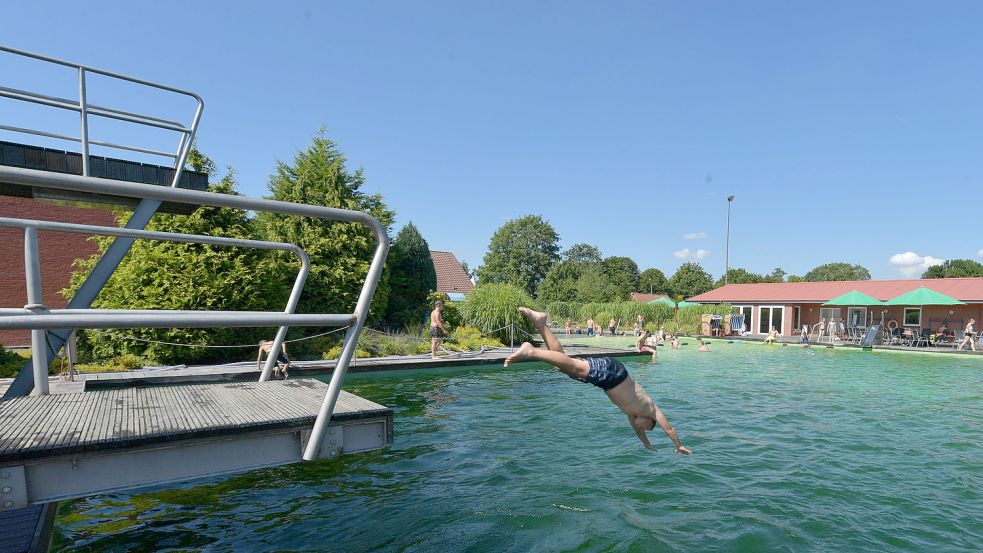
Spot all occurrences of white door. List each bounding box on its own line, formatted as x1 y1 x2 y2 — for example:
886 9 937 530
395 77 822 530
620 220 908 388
758 306 785 335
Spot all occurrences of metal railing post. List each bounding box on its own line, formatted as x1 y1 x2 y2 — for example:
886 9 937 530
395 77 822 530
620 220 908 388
78 67 90 176
23 227 49 396
302 226 388 461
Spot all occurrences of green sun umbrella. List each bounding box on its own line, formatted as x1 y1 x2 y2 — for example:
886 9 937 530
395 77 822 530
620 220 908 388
884 286 965 306
822 290 885 306
648 297 699 308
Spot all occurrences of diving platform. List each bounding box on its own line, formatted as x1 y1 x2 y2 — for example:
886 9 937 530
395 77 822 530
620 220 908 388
0 141 208 214
0 379 392 512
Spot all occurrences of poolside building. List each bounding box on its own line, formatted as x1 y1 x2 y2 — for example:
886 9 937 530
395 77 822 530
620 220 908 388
688 278 983 336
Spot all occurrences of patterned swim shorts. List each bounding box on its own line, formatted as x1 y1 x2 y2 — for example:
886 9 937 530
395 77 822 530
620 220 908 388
577 357 628 391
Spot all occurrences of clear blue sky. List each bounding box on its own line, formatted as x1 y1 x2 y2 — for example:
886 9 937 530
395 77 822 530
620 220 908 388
4 1 983 281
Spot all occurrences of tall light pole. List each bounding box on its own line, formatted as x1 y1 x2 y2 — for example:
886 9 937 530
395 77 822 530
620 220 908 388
725 195 735 286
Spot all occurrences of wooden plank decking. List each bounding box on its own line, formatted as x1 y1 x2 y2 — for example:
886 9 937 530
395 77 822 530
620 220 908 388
0 379 389 463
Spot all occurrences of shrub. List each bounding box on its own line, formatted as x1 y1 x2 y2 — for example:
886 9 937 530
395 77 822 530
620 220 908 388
323 345 373 360
444 325 505 351
461 283 541 343
73 354 146 373
427 291 463 330
0 344 27 378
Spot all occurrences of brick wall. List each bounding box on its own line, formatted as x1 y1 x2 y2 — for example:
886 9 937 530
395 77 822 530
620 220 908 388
0 196 118 347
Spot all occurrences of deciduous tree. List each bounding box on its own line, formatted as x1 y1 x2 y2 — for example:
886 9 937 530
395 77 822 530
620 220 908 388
476 215 560 296
668 263 715 299
804 262 871 282
601 256 640 300
639 268 669 295
715 268 764 287
922 259 983 278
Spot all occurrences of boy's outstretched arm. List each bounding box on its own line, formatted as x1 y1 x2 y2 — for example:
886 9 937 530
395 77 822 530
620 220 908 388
629 416 657 451
653 405 693 454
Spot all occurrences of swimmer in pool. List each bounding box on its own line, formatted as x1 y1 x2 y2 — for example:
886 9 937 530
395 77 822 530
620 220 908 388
505 307 692 454
635 330 658 361
698 339 710 352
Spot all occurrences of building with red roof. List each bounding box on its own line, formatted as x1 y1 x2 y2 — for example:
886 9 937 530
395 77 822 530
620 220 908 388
429 251 474 300
689 278 983 336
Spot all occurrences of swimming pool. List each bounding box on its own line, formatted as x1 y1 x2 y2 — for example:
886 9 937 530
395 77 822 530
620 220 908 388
52 344 982 551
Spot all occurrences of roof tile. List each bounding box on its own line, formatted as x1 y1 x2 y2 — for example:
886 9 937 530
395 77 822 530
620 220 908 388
429 251 474 294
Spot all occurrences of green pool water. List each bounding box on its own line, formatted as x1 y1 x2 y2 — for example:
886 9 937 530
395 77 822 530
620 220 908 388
52 344 982 551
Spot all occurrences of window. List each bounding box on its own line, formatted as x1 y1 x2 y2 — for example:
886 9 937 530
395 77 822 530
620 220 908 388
732 305 752 333
758 306 784 335
820 307 841 324
903 307 921 327
847 307 866 327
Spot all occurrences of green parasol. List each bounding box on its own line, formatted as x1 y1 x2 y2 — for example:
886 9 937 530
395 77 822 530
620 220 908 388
648 297 699 308
822 290 885 306
884 286 965 306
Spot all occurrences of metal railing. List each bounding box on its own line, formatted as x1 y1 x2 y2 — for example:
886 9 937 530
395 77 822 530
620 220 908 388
0 44 204 186
0 165 390 462
0 216 314 395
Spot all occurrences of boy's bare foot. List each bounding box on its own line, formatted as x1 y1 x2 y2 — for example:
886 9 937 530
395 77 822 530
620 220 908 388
517 307 548 328
504 342 536 367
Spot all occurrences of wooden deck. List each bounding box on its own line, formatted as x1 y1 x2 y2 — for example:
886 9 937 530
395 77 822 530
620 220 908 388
0 379 389 463
0 379 392 515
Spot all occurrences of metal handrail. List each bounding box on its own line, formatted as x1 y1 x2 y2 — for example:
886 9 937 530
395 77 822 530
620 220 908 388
0 44 203 186
0 165 390 462
0 215 313 394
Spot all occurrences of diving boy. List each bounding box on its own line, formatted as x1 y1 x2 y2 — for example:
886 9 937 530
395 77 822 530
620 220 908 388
505 308 692 454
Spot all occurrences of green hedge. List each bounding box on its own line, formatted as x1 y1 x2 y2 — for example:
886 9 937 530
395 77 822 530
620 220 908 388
545 301 731 334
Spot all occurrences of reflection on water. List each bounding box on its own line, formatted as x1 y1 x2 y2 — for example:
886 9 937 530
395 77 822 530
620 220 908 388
53 349 983 552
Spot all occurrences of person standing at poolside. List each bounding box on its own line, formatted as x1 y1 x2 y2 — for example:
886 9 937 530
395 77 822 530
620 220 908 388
958 318 976 351
430 300 446 359
635 314 645 333
586 317 595 337
635 330 658 361
608 317 617 336
505 307 692 454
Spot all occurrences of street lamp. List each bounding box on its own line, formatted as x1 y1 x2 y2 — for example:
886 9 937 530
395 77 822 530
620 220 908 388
725 195 735 286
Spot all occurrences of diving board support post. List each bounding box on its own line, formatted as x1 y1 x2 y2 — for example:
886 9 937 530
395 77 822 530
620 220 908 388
302 216 389 461
23 227 48 396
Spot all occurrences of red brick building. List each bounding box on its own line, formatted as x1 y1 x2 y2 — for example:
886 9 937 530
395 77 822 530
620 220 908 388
689 278 983 336
0 197 118 346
